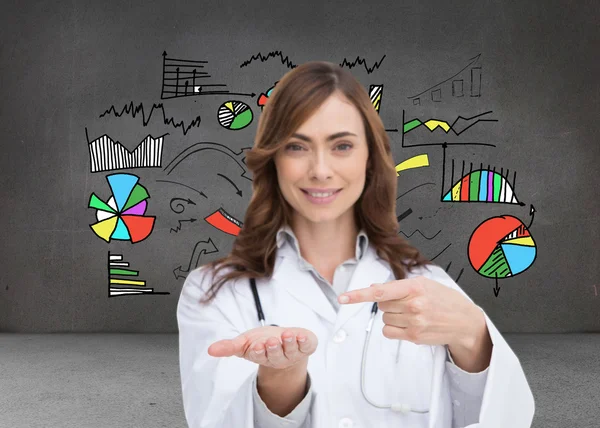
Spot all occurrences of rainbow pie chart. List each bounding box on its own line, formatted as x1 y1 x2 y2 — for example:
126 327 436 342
468 215 536 279
88 173 156 243
217 100 253 130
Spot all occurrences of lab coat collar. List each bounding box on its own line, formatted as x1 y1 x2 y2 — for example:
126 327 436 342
275 223 370 261
273 240 392 329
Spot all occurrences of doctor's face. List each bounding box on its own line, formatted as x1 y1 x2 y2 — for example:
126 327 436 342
274 91 369 227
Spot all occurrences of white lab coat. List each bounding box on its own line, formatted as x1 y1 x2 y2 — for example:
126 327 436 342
177 242 535 428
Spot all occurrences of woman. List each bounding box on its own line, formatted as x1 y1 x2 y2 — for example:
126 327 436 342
177 61 535 428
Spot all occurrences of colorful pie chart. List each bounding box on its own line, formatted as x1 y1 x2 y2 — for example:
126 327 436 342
217 100 253 130
468 215 536 278
88 173 156 243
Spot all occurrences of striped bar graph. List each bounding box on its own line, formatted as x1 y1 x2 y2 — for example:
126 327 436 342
89 134 165 173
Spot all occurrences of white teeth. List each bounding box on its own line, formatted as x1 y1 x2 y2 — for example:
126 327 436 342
308 191 335 198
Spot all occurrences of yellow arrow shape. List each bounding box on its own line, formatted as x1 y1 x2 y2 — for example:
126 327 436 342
396 154 429 176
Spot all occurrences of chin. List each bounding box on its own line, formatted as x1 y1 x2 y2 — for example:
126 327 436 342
304 207 352 223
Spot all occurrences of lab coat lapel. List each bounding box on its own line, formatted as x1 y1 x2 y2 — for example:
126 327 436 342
272 254 338 326
334 244 392 332
272 243 392 329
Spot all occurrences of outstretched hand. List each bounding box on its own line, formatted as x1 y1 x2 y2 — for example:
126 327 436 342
208 326 318 370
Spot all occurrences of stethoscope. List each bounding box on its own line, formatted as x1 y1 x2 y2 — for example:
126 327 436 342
249 277 430 414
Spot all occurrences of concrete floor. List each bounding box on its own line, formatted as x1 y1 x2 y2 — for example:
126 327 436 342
1 334 599 427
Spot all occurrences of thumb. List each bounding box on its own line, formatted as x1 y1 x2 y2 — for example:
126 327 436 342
207 334 248 358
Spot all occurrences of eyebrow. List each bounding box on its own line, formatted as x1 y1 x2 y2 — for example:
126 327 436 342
290 131 357 142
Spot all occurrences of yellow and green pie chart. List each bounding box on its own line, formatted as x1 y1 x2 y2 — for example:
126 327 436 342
217 100 253 130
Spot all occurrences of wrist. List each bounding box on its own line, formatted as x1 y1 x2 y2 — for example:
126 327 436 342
453 304 485 351
256 357 310 416
448 305 493 373
258 357 308 380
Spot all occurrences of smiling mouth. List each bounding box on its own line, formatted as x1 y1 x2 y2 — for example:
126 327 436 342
301 189 342 195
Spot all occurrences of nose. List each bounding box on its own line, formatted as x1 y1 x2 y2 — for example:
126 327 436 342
308 150 334 181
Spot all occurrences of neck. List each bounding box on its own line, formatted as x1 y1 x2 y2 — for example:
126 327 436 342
290 216 359 266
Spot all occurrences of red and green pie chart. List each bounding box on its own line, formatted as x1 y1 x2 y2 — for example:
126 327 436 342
468 215 536 278
88 173 156 243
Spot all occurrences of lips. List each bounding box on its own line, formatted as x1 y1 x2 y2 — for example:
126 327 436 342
301 189 342 194
301 188 342 205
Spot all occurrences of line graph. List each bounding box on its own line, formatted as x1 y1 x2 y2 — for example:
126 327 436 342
240 50 297 69
99 101 202 136
400 228 441 240
339 55 386 74
387 110 498 148
239 51 386 74
403 110 498 137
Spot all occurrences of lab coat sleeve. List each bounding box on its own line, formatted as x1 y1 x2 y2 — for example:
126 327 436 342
445 345 488 428
252 368 314 427
422 264 536 428
177 266 261 428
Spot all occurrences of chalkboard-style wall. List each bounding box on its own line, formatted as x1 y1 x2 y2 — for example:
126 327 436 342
1 0 598 332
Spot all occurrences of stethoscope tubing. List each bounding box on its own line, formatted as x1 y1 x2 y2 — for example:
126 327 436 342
248 277 429 414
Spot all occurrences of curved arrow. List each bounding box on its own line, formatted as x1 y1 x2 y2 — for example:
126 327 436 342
527 204 536 229
217 173 243 197
163 142 252 182
173 238 219 279
169 197 196 214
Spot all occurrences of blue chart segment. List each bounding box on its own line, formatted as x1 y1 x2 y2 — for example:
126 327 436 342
108 174 139 210
500 242 536 275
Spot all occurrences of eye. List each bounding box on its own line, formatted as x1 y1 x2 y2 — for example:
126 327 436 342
336 143 353 151
285 143 304 151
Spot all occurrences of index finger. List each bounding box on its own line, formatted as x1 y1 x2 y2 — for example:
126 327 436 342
207 333 249 358
338 281 410 304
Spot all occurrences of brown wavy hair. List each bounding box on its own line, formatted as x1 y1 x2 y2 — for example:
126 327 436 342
199 61 431 304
